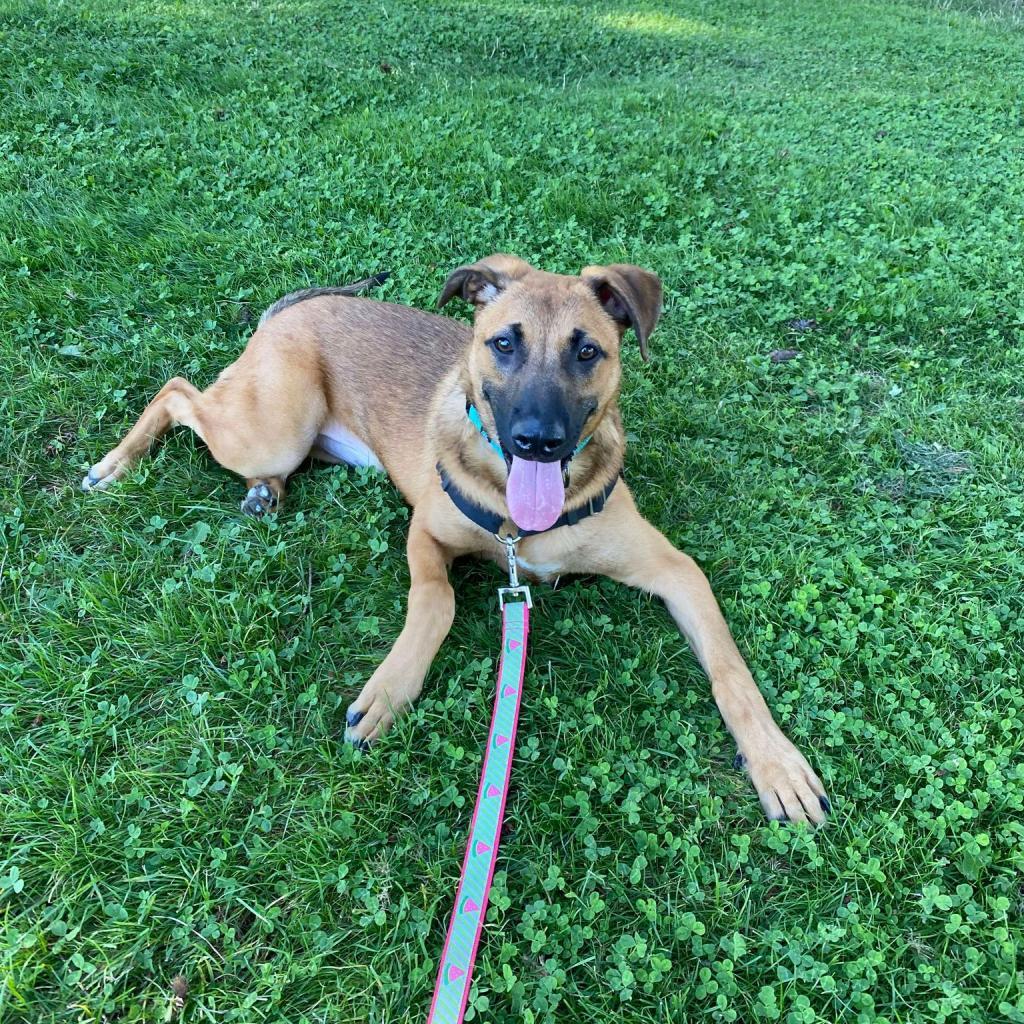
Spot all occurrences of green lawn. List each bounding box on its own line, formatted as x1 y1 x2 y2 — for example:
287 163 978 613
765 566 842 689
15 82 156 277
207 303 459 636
2 0 1024 1020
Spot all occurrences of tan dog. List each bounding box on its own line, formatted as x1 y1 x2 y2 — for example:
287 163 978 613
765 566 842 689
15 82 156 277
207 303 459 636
83 255 829 824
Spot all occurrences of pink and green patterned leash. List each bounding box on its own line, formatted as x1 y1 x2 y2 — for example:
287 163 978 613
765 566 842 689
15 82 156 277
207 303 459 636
426 536 532 1024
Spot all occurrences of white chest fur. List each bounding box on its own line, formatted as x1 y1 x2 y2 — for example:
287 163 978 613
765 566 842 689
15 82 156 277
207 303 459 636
515 555 561 582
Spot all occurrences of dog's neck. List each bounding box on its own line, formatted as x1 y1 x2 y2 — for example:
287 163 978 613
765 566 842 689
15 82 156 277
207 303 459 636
430 369 624 521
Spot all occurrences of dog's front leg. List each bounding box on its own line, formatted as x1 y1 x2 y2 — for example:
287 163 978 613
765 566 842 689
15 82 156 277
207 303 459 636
344 516 455 748
591 508 829 824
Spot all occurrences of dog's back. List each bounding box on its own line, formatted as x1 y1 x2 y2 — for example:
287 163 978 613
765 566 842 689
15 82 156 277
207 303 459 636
257 273 392 326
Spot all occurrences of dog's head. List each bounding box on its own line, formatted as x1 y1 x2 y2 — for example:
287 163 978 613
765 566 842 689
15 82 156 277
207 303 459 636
439 254 661 462
438 254 662 530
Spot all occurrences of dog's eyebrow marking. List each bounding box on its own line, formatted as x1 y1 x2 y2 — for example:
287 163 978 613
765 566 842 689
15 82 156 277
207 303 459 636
477 282 500 304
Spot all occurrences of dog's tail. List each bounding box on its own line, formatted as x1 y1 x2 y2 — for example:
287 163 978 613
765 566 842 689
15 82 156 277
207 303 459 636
258 271 391 326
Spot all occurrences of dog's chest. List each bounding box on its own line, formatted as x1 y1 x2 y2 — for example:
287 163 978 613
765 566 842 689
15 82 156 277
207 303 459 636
514 553 562 583
503 529 588 582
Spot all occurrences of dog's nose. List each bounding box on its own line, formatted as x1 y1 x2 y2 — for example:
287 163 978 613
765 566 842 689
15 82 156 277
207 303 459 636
511 417 567 459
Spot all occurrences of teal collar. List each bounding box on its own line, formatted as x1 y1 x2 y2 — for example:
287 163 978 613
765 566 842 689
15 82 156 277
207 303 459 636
466 402 592 462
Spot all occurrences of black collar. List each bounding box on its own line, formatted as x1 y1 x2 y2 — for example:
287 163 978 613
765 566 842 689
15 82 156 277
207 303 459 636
437 463 619 537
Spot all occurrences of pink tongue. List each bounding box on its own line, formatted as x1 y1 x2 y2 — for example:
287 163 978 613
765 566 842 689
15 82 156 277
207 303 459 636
506 457 565 532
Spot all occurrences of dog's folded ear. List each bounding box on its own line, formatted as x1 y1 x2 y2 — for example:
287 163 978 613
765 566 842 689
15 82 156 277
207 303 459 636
580 264 662 362
438 254 533 309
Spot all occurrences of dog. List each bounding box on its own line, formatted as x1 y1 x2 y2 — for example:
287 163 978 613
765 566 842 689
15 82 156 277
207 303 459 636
83 255 829 824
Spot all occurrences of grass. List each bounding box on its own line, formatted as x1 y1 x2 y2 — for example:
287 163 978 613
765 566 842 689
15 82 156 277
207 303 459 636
2 0 1024 1020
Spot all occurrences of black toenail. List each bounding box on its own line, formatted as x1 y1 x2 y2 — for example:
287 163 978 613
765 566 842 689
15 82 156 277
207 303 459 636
346 710 364 727
344 728 370 753
732 753 745 769
819 796 831 813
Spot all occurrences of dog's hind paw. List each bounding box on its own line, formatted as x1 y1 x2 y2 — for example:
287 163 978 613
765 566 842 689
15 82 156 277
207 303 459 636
241 483 277 517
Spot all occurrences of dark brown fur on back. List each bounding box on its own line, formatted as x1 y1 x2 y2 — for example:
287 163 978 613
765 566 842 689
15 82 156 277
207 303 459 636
258 272 391 326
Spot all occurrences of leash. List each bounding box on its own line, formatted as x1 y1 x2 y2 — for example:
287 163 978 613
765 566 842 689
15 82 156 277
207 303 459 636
426 535 532 1024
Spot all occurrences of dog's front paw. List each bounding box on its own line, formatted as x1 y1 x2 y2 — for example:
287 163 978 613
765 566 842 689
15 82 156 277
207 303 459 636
738 733 830 825
344 668 423 750
81 462 119 492
342 709 372 752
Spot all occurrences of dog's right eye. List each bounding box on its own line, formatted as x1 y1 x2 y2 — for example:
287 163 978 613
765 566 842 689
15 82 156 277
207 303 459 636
492 335 515 354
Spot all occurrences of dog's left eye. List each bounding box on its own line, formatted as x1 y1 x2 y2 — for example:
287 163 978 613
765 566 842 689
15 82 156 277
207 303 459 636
492 335 515 354
578 343 599 362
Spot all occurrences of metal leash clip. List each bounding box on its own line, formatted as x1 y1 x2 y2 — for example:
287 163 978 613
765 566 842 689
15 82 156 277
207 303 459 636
496 532 532 609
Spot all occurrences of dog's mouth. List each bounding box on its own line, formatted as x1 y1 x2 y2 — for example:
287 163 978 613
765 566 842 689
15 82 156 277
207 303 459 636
499 445 574 533
480 388 583 532
498 445 572 481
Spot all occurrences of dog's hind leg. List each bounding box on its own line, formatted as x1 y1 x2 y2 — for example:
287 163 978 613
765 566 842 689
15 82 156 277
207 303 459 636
84 343 328 511
82 377 205 491
196 365 327 514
